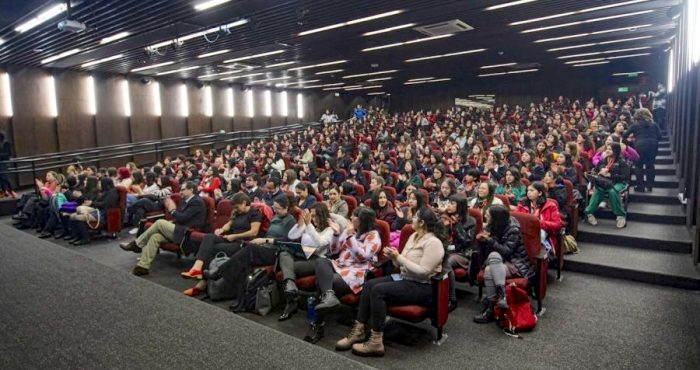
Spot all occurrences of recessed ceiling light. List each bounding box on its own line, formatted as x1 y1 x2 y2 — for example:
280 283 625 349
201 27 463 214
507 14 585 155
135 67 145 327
404 78 452 85
287 60 348 71
224 50 285 63
557 46 651 59
533 24 653 43
156 66 201 76
362 34 453 52
0 38 5 46
100 32 130 44
131 61 175 72
521 10 654 33
407 77 434 82
510 0 649 25
611 71 645 76
248 76 292 84
605 52 651 60
485 0 538 11
299 10 404 36
564 58 606 64
198 49 231 58
315 69 344 75
15 3 66 33
322 86 345 91
405 48 486 62
343 70 399 79
546 35 653 51
220 72 264 81
194 0 232 11
367 91 386 95
41 48 81 64
344 85 383 90
480 62 518 69
81 54 124 68
478 69 538 77
367 77 393 82
265 61 297 68
362 23 416 36
573 61 611 67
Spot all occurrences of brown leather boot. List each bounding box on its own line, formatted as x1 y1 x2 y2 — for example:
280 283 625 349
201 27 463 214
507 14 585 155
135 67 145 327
335 321 366 351
351 330 384 357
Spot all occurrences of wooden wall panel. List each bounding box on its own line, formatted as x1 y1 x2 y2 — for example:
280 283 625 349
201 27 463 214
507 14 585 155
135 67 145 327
160 81 188 139
270 91 286 127
211 84 232 132
186 83 209 136
129 79 160 165
55 70 96 152
287 91 298 125
95 76 130 147
231 86 249 132
252 88 270 131
10 67 58 157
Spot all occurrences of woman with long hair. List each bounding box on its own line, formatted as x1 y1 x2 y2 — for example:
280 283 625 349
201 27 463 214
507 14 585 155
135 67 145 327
335 207 445 357
442 194 476 310
515 182 563 257
392 189 426 231
495 167 527 206
624 108 662 192
370 190 396 227
584 142 631 228
473 205 534 323
67 177 119 246
468 182 504 213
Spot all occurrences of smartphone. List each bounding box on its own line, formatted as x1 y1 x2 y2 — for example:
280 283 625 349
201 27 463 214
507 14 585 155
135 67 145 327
390 273 402 281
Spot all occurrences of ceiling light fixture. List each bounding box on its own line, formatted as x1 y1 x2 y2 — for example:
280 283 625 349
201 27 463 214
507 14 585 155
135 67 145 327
343 70 399 79
522 10 654 33
287 60 348 71
405 48 487 62
557 46 651 59
299 10 404 36
265 61 297 68
224 50 285 63
564 58 606 64
367 91 386 95
41 48 81 64
156 66 201 76
248 76 291 84
198 49 231 58
0 38 4 45
100 32 130 44
145 19 248 51
363 23 416 36
605 52 651 60
612 71 645 76
15 3 67 33
510 0 650 25
344 85 383 90
480 62 518 69
198 70 242 79
478 69 538 77
81 54 124 68
220 72 264 81
322 87 345 91
404 78 452 84
315 69 344 75
367 77 393 82
131 61 175 72
486 0 539 11
407 77 434 81
362 34 454 52
573 61 611 67
546 35 653 51
194 0 232 11
533 24 653 43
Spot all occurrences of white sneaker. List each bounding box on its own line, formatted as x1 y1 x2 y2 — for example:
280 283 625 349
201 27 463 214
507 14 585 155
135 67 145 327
586 214 598 226
598 201 607 209
616 216 626 228
128 227 139 235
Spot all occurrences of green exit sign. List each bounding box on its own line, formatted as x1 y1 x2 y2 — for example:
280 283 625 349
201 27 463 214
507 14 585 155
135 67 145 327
618 87 629 92
628 73 638 77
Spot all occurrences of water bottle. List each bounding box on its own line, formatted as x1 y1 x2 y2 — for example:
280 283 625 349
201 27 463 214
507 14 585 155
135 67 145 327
307 296 317 322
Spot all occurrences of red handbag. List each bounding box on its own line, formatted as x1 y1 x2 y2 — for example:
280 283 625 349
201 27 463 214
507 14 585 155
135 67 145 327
494 282 537 335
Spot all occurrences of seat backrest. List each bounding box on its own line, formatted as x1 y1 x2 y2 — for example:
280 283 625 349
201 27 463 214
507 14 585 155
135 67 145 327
202 196 216 232
390 172 399 185
342 195 357 216
353 184 365 197
574 162 584 185
290 206 303 222
375 220 391 248
398 224 415 253
562 179 575 205
495 194 510 208
251 202 274 236
419 189 430 203
468 208 483 235
170 193 183 208
214 199 232 229
362 170 372 185
171 181 181 193
511 212 542 266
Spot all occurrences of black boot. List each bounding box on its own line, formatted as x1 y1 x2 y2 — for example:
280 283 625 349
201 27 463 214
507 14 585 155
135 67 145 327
303 320 325 344
495 285 508 310
278 294 298 321
473 302 495 324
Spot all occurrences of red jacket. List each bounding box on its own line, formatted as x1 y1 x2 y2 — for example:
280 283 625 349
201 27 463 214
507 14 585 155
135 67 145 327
516 198 562 252
199 176 221 197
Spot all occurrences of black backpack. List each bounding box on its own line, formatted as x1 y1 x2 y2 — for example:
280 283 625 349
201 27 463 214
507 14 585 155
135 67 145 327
230 268 272 312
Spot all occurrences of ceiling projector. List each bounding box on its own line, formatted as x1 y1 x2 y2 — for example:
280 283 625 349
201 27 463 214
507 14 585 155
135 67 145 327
57 19 86 33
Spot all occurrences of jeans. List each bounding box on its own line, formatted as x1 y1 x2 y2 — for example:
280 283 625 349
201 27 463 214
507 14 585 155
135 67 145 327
356 276 433 332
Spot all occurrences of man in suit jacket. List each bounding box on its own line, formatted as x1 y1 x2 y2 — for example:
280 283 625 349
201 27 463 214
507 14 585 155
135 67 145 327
120 181 207 276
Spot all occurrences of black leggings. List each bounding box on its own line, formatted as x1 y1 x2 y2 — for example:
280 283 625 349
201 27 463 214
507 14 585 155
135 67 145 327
219 244 278 299
635 141 658 188
127 198 162 226
357 276 433 332
314 258 352 296
196 234 242 267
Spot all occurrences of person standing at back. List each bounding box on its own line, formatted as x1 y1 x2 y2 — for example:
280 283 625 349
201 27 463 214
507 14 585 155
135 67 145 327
623 108 661 193
0 131 16 198
650 83 667 131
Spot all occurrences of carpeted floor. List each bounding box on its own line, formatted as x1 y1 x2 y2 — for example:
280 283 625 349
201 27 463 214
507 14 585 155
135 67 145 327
3 220 700 370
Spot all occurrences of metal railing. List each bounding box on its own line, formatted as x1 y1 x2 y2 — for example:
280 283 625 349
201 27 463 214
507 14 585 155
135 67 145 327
0 123 319 182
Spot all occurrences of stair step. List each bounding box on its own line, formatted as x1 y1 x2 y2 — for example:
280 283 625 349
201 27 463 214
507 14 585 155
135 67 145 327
578 219 692 253
654 164 676 176
658 141 670 148
565 243 700 290
657 148 671 156
596 202 686 224
628 187 681 204
655 155 673 165
631 175 678 188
